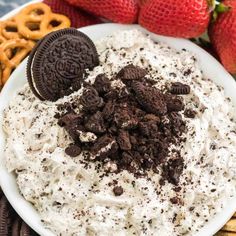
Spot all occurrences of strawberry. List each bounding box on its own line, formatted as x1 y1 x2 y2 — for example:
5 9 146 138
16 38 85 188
65 0 139 24
138 0 148 7
43 0 101 28
209 0 236 74
139 0 211 38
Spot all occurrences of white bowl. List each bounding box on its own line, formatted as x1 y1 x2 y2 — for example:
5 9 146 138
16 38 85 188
0 23 235 236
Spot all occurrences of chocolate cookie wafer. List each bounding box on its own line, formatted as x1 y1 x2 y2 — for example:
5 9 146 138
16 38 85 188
0 196 13 235
0 188 3 199
12 218 22 236
20 221 31 236
27 27 99 101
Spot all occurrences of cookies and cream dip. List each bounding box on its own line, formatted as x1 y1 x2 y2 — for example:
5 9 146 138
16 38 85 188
3 30 236 235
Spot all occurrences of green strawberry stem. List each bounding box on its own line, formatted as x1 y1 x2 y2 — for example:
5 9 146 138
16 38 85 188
212 1 231 21
215 2 230 12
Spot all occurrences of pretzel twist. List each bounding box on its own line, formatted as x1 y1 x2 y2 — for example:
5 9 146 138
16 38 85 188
16 3 71 40
0 39 35 85
0 20 22 39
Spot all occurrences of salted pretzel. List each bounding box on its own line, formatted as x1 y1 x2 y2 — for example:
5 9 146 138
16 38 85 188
15 3 71 40
0 66 2 88
0 20 22 39
0 32 12 59
0 23 6 42
0 39 35 85
0 35 6 45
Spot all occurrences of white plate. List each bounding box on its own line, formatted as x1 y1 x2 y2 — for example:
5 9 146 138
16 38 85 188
0 23 236 236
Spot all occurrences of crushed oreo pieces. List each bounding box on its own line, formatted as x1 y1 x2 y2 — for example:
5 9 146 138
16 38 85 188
80 87 104 112
113 186 124 196
94 74 111 95
170 196 181 205
117 64 147 81
170 82 190 95
65 144 81 157
162 157 184 185
56 64 193 185
184 109 197 118
131 81 167 115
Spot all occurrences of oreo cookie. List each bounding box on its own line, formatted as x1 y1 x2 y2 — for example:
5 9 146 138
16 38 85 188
116 64 147 81
12 218 22 236
0 196 12 236
131 81 167 116
13 219 36 236
27 28 99 101
20 222 31 236
0 188 3 199
170 82 190 95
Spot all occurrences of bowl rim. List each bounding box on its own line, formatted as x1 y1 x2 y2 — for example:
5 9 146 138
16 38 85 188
0 0 41 20
0 21 236 236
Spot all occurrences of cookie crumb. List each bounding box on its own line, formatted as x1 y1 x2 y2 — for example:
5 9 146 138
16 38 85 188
113 186 124 196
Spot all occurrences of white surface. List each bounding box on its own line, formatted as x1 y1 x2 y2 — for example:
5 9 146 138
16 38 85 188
0 22 236 236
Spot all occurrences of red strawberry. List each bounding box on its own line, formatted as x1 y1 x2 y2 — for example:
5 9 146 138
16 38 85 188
209 0 236 74
138 0 148 7
65 0 139 24
43 0 101 28
139 0 211 38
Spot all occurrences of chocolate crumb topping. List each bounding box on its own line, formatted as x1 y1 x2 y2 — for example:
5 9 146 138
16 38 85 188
94 74 111 95
80 87 104 112
58 113 82 127
117 64 147 81
170 197 181 205
189 207 195 211
117 130 132 151
163 157 184 185
102 100 115 120
184 109 197 119
91 135 118 158
113 186 124 196
131 81 167 115
170 82 190 95
65 144 81 157
166 96 185 112
56 64 189 185
84 111 106 134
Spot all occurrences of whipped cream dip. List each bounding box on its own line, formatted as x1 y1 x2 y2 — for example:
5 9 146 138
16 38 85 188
3 30 236 236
